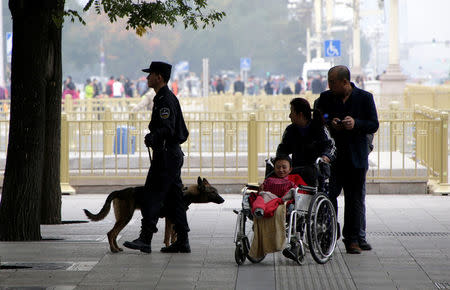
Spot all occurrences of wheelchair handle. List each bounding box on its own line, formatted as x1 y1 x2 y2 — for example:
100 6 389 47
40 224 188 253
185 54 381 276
315 157 325 165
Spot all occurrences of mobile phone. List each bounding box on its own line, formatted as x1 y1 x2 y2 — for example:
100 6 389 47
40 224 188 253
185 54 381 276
336 119 343 124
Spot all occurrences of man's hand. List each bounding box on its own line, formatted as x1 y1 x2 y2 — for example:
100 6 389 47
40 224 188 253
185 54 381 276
144 133 153 148
331 118 344 130
321 155 330 163
342 116 355 130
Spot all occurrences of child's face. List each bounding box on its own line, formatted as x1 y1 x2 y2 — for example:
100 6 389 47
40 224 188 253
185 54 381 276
274 160 292 178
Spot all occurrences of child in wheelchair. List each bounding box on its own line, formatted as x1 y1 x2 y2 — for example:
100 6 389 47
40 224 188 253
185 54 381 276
251 155 306 218
234 97 337 265
235 155 336 265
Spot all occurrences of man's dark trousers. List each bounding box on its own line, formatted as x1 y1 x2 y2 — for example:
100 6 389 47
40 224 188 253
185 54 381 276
329 160 366 244
141 146 189 234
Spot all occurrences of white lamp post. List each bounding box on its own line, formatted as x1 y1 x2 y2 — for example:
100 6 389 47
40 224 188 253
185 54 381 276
380 0 407 108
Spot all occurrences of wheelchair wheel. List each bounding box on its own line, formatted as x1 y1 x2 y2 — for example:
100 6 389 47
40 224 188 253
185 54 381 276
306 193 337 264
235 243 246 265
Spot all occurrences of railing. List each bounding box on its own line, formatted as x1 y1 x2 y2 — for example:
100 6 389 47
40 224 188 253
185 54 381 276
60 92 320 114
404 84 450 109
54 107 448 189
0 102 447 191
413 105 448 183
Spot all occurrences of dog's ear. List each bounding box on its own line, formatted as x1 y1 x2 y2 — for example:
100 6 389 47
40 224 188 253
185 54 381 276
197 176 205 191
202 178 211 186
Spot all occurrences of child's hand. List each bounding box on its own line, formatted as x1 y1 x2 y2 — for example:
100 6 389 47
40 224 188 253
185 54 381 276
259 183 264 191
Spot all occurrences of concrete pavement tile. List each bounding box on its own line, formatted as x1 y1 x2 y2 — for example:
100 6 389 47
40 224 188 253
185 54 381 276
195 281 236 290
352 280 397 290
378 257 417 264
116 282 157 290
387 269 430 281
394 280 437 290
351 270 391 281
76 281 119 288
2 271 87 285
155 280 195 289
79 270 127 283
198 267 237 282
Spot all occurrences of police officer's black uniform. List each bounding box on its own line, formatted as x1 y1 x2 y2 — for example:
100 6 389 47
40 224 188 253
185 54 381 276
124 62 190 253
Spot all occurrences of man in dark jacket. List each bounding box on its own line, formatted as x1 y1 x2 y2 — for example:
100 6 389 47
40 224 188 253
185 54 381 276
124 61 190 254
233 76 245 95
315 65 379 254
311 75 325 94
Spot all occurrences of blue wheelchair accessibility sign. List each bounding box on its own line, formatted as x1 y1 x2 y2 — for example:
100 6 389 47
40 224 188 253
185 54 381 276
240 57 251 71
324 40 341 57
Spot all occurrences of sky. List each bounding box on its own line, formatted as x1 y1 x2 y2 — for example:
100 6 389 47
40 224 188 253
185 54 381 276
361 0 450 80
74 0 450 81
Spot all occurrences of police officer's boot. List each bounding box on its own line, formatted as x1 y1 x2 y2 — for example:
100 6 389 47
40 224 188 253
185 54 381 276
160 231 191 253
123 228 152 253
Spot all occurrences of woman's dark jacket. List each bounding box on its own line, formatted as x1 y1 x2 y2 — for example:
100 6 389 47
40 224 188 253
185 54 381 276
276 122 336 167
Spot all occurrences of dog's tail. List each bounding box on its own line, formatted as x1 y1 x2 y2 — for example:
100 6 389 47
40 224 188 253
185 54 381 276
83 191 119 221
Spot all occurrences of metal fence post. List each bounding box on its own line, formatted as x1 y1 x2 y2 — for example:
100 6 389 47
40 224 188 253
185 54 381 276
60 113 76 194
224 103 234 152
256 107 265 153
103 107 113 155
65 94 73 112
440 112 448 183
248 113 258 184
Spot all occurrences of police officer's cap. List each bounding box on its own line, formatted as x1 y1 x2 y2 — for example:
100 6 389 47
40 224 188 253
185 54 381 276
142 61 172 81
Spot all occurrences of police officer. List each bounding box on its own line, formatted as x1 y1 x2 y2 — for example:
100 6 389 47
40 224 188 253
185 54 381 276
124 61 190 253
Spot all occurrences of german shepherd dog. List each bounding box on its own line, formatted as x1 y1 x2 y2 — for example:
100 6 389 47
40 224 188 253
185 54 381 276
84 177 224 253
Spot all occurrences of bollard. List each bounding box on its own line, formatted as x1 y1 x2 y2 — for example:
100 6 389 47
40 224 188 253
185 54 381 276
247 113 258 184
60 113 76 195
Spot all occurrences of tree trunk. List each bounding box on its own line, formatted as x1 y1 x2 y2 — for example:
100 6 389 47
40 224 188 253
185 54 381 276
0 0 63 240
40 2 63 225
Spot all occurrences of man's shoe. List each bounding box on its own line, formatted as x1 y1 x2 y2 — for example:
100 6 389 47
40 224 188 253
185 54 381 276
123 238 152 253
161 239 191 253
359 240 372 251
345 242 362 254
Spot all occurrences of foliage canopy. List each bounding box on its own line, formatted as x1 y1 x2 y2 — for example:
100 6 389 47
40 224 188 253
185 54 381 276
65 0 225 36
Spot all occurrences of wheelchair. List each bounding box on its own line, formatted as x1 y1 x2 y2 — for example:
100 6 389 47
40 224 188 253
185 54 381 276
233 157 338 265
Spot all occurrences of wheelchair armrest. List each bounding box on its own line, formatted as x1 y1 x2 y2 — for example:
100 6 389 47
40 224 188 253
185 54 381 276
245 184 260 191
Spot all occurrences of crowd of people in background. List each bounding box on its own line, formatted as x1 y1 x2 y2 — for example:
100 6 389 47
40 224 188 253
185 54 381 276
61 71 371 100
62 75 149 100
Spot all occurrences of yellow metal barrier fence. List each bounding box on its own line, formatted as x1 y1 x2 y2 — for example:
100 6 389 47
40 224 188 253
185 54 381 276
0 106 447 192
404 84 450 109
61 92 320 114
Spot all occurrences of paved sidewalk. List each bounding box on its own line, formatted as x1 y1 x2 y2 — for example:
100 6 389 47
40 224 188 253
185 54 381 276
0 193 449 290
